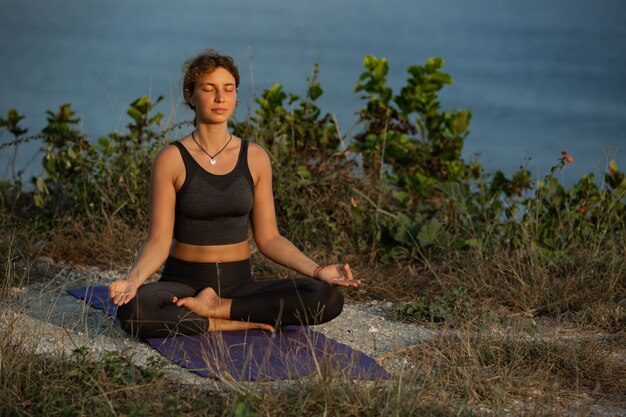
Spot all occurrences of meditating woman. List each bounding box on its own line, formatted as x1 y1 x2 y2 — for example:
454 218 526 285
108 50 359 339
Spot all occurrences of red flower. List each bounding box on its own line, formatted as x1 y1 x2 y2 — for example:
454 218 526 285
577 207 585 214
566 156 573 163
561 150 567 156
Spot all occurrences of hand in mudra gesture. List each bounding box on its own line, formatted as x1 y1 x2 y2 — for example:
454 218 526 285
109 280 138 306
315 264 360 287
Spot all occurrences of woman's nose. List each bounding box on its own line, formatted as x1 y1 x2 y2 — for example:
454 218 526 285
214 91 225 102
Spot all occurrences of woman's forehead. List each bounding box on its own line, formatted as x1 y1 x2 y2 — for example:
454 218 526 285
196 67 236 85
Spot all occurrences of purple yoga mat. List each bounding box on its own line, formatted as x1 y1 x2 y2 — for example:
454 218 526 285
68 285 391 381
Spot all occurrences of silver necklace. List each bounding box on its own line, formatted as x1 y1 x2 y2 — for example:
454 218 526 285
191 131 233 165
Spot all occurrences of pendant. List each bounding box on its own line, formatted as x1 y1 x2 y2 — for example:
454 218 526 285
210 158 217 165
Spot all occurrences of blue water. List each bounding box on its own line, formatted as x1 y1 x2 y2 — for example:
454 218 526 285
1 0 625 184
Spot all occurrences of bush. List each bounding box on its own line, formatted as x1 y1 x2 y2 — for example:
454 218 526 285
1 55 624 263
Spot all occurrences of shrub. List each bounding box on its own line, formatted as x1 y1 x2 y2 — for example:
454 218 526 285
1 55 624 263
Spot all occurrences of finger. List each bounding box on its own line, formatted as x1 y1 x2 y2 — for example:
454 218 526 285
112 294 123 305
332 264 344 279
333 279 357 287
174 296 189 307
339 276 361 286
118 293 130 305
120 294 129 305
262 324 276 333
251 322 275 333
343 263 354 281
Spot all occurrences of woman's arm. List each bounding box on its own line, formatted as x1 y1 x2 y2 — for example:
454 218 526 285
109 145 179 305
248 143 359 287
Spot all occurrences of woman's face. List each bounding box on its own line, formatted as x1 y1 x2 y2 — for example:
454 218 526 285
186 67 237 125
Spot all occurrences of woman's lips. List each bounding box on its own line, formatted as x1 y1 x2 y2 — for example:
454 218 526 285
212 108 228 114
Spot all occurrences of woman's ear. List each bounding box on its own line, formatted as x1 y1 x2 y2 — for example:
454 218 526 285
184 89 194 108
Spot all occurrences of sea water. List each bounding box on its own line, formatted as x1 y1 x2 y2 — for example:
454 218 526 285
1 0 625 184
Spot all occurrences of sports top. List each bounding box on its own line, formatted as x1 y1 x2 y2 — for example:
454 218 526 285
171 139 254 245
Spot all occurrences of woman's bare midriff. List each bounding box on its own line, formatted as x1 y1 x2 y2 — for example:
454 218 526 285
169 240 251 263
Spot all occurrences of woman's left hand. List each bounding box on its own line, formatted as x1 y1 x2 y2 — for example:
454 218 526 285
315 264 361 287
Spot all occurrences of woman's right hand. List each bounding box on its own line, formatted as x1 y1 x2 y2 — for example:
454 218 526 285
109 280 139 306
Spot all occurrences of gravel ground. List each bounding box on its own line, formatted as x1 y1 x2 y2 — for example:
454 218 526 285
2 258 624 416
1 258 434 387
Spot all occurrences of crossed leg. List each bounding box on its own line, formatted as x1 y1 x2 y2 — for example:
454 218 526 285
116 282 273 339
117 278 342 339
172 287 275 332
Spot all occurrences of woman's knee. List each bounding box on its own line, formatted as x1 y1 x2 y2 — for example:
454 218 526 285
115 282 198 338
324 285 344 320
116 295 141 336
311 283 344 323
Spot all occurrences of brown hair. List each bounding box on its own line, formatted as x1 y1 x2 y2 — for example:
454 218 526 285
182 49 240 110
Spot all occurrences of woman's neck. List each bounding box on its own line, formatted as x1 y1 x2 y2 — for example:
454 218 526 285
194 123 231 151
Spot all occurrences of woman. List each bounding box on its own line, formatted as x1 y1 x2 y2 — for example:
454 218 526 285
108 50 359 339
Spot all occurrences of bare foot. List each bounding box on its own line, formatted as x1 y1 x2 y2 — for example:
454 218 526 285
173 287 275 333
172 287 227 318
208 318 275 333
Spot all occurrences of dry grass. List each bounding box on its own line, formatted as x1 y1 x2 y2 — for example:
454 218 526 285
404 326 625 412
39 219 144 269
0 304 457 417
2 307 624 416
1 215 625 415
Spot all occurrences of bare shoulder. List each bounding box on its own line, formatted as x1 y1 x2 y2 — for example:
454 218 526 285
247 142 272 181
156 142 181 159
154 143 183 167
151 143 185 186
247 141 270 161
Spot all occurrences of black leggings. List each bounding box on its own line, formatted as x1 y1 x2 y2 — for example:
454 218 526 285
116 257 344 339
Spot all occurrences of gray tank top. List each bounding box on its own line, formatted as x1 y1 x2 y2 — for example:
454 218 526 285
171 140 254 245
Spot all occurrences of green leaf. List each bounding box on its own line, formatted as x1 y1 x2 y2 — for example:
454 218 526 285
417 218 445 246
374 58 389 81
430 72 452 85
452 109 471 135
392 190 409 204
148 113 163 125
296 166 311 180
35 176 48 194
127 107 142 122
98 136 110 147
464 238 482 249
363 55 377 70
381 246 409 264
308 83 323 101
33 194 45 208
425 57 445 72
